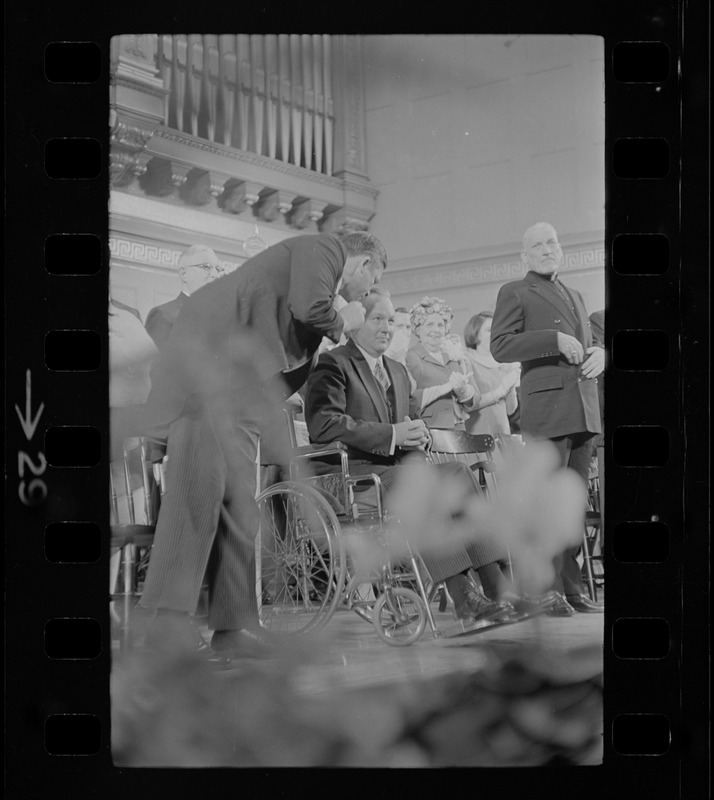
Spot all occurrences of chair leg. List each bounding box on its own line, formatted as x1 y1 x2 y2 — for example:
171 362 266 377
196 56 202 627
410 556 438 634
581 530 597 602
120 544 136 653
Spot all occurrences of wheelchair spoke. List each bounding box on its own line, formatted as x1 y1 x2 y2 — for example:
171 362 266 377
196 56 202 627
256 482 345 635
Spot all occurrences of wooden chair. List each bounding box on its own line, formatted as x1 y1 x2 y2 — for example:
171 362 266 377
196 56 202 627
582 457 604 601
110 436 164 652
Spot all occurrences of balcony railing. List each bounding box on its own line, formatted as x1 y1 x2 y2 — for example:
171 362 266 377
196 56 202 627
157 34 335 176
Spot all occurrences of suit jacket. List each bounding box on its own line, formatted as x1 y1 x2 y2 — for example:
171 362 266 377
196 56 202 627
405 342 479 429
145 234 348 430
305 339 420 469
144 293 187 349
490 270 602 439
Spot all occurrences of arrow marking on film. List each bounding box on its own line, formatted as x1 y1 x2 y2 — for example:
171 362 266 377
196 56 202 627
15 370 45 441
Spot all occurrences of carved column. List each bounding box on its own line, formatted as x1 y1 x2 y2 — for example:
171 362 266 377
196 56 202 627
110 35 167 127
331 36 368 181
110 35 167 189
330 36 377 228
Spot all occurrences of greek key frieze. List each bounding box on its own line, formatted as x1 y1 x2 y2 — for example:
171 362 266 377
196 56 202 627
386 249 601 294
109 236 240 274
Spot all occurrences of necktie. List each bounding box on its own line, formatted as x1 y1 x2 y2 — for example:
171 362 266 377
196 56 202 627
373 360 390 392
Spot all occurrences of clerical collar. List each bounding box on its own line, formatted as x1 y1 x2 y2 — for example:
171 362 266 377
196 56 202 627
354 342 384 372
530 269 559 283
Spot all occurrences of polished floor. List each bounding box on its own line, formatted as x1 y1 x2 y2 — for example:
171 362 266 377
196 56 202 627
112 597 604 767
199 600 605 696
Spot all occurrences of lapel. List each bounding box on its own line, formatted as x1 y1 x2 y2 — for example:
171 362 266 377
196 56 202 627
384 356 407 422
413 341 448 371
567 286 592 347
525 271 579 330
346 340 391 424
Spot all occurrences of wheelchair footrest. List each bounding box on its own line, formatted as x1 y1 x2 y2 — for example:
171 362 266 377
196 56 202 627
438 616 517 639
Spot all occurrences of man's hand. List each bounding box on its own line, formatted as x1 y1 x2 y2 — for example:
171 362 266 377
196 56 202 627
580 346 605 379
338 300 367 333
556 332 584 365
283 393 304 414
394 416 429 448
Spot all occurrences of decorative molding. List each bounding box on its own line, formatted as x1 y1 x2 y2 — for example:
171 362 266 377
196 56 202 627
109 235 240 273
110 150 147 188
111 120 157 150
109 120 156 188
563 248 605 269
112 72 168 100
383 246 604 295
109 192 292 254
153 126 347 190
150 126 378 201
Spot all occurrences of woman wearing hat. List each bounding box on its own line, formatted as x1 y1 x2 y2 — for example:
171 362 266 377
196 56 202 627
405 296 480 430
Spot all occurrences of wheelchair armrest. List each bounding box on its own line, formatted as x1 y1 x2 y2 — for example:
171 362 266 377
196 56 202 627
290 441 348 458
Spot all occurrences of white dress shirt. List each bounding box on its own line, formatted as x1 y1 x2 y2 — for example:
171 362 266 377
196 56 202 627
354 343 397 455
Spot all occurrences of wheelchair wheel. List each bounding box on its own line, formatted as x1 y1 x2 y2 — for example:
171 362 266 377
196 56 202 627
372 587 426 646
255 481 345 636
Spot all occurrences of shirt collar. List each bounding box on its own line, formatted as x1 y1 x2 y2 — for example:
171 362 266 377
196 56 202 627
354 342 383 373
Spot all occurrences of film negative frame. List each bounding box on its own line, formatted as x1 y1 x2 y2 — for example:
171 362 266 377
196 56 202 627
5 0 709 794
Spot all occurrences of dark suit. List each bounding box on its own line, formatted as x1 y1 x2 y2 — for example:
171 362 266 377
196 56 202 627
305 340 506 583
491 269 602 596
140 234 349 631
145 292 187 349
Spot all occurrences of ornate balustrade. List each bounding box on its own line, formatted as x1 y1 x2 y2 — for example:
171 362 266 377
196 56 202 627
110 34 376 235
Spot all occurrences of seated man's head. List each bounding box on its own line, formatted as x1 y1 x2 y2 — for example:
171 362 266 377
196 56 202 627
178 244 225 295
351 289 395 357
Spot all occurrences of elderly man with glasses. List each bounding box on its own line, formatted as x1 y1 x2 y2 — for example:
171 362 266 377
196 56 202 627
144 244 225 350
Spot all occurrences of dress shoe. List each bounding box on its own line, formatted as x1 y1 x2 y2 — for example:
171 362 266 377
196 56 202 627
502 590 560 617
545 592 576 617
211 628 274 660
142 613 232 666
456 589 511 624
566 593 604 613
488 599 523 624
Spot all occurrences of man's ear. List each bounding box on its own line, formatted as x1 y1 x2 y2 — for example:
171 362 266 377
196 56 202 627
178 266 186 280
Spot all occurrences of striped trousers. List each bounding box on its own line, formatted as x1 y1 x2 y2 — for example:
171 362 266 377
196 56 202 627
139 407 261 631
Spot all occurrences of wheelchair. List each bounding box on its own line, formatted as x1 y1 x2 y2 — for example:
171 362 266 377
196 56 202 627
254 417 505 647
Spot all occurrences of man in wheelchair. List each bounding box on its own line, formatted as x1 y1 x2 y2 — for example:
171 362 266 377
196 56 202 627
305 291 545 626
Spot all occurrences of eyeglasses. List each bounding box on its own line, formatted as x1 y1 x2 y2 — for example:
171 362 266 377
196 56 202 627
189 262 225 275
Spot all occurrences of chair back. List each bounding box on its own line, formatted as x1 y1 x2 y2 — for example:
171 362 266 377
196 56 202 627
110 436 162 528
427 428 494 458
426 428 497 490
